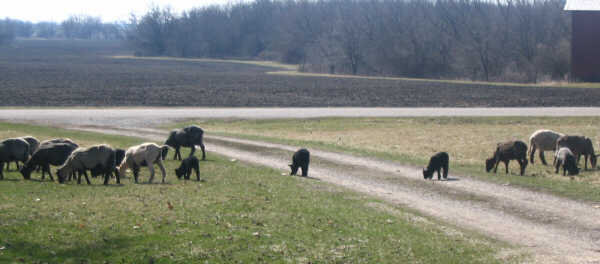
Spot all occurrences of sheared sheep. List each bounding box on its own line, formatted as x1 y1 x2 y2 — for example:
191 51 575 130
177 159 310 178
20 142 77 181
289 148 310 177
91 148 125 179
5 136 40 171
528 129 564 165
423 152 449 180
555 135 596 170
118 143 169 184
0 138 30 180
485 140 528 176
554 147 579 176
57 144 117 185
175 156 200 181
165 125 206 160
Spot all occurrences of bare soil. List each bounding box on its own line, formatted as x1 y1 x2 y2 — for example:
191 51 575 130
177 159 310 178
2 39 600 107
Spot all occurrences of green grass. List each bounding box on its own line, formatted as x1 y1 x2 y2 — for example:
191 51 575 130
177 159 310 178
0 122 517 263
171 117 600 203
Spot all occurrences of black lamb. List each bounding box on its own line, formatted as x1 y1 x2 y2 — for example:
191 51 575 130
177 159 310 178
289 148 310 177
423 152 449 180
175 156 201 181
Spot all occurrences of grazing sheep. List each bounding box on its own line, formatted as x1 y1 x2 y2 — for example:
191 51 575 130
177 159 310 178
555 135 597 170
57 144 117 185
36 138 78 172
20 142 78 181
5 136 40 171
485 140 528 176
118 143 169 184
165 125 206 161
528 129 564 165
289 149 310 177
91 148 125 179
554 147 580 176
423 152 449 180
175 156 200 181
0 138 30 180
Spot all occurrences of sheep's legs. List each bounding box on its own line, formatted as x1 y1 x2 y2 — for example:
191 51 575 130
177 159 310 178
147 159 155 183
529 146 536 164
301 164 309 177
504 161 510 174
539 151 548 165
443 163 449 179
199 143 206 160
157 160 167 183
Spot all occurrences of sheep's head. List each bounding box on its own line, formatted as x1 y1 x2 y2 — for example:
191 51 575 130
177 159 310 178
19 166 31 180
175 167 184 179
56 168 68 184
289 164 299 175
422 168 433 179
485 158 495 172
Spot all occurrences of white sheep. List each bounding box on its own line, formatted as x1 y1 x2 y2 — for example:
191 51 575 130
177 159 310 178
118 143 169 184
528 129 564 165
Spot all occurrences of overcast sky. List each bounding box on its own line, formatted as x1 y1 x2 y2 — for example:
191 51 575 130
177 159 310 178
0 0 239 23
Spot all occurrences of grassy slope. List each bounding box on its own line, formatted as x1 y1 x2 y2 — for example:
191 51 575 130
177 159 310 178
173 117 600 203
0 122 515 263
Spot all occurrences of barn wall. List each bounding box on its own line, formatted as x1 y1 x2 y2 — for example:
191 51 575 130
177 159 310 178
572 11 600 82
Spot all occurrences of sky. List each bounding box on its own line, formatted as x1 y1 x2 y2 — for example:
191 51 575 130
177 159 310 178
0 0 237 23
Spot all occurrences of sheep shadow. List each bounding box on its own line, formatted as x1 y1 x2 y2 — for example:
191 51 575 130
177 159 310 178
291 175 320 181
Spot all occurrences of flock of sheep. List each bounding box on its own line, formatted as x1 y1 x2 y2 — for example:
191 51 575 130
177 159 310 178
424 129 598 180
492 129 596 176
1 124 593 185
0 125 207 185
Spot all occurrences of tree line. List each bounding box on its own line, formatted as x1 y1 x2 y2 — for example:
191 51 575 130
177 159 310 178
0 15 127 43
127 0 570 83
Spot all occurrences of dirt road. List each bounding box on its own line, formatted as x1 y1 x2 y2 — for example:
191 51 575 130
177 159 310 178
3 108 600 263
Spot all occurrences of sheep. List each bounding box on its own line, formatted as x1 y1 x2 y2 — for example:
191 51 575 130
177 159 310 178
118 143 169 184
423 152 449 180
555 135 596 170
36 138 78 172
5 136 40 171
175 156 201 181
0 138 30 180
164 125 206 161
554 147 580 176
56 144 117 185
528 129 564 165
289 148 310 177
90 148 125 179
20 142 78 181
485 140 528 176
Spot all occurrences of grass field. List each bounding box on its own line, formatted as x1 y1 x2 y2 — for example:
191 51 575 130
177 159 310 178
1 39 600 107
0 122 518 263
174 117 600 203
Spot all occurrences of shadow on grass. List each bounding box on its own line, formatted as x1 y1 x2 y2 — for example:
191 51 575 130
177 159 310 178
0 235 144 263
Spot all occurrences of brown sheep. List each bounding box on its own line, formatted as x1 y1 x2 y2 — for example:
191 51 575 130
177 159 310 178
555 135 596 170
485 140 528 176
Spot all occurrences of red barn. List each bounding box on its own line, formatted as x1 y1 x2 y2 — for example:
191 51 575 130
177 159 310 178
565 0 600 82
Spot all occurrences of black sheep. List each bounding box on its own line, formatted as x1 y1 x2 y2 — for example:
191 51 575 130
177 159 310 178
0 138 30 179
175 156 200 181
554 147 580 176
20 143 77 181
165 125 206 161
289 149 310 177
423 152 449 180
485 140 528 176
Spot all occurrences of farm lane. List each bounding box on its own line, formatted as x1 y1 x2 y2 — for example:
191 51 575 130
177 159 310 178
1 107 600 128
3 108 600 263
